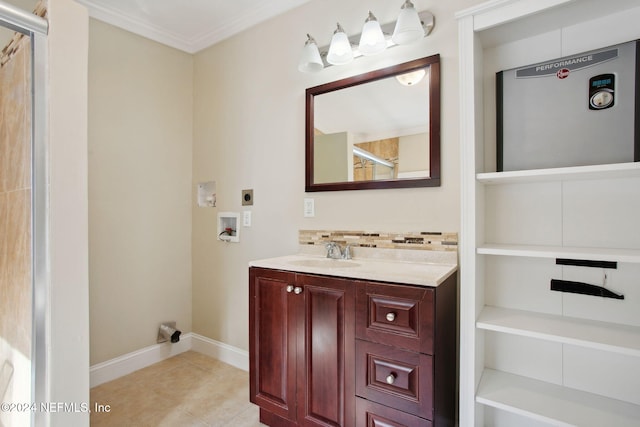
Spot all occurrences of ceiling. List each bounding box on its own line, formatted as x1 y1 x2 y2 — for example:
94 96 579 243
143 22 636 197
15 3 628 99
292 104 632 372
75 0 312 54
314 70 430 143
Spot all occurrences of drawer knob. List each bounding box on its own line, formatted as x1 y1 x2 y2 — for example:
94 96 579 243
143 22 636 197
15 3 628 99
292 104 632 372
294 286 303 295
385 312 396 322
386 373 396 385
286 285 294 293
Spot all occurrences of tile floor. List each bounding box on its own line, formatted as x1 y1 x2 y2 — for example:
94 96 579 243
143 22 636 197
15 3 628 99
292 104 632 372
90 351 267 426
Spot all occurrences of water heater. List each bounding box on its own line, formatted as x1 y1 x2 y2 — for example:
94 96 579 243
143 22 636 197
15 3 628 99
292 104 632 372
497 40 640 172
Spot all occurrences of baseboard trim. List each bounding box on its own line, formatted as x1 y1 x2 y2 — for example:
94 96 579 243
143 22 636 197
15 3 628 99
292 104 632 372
89 333 248 388
190 333 249 372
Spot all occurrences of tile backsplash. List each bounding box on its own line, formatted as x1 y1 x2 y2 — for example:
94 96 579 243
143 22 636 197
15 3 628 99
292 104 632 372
299 230 458 251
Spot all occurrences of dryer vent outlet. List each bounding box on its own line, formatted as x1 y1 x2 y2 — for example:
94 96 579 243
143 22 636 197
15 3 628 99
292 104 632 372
157 322 181 344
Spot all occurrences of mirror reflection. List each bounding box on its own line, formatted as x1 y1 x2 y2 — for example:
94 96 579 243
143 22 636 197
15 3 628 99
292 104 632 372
305 54 440 191
314 69 430 183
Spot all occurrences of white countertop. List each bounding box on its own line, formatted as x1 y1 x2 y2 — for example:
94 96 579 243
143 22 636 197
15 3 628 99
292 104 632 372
249 246 458 287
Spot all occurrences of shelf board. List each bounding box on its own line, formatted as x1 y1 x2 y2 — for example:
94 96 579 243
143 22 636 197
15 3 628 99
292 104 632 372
476 369 640 426
477 244 640 263
477 306 640 357
477 162 640 184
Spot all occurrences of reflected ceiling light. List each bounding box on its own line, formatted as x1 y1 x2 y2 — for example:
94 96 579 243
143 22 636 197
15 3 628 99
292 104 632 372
298 34 324 73
396 68 426 86
298 3 435 73
358 11 387 56
392 0 425 45
327 23 353 65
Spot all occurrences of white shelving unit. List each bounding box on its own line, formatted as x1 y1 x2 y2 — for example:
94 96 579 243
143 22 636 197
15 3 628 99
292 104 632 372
477 162 640 184
457 0 640 425
477 244 640 264
476 369 640 427
476 306 640 357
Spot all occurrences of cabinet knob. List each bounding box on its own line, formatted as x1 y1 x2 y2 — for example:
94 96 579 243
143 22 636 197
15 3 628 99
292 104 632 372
385 312 396 322
386 373 396 385
286 285 294 293
294 287 303 295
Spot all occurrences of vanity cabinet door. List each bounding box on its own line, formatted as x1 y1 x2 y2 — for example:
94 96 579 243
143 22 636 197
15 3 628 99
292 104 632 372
250 268 356 427
297 274 355 427
249 268 299 424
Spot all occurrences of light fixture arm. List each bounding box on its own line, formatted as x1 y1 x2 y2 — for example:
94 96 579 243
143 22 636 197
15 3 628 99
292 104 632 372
401 0 416 10
305 33 317 46
364 10 377 24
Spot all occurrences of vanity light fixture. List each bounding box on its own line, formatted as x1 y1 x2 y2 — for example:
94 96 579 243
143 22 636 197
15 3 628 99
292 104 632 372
327 23 354 65
392 0 425 45
358 11 386 56
298 1 435 73
298 34 324 72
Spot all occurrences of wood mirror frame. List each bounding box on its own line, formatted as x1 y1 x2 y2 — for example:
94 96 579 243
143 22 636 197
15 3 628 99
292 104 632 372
305 54 440 192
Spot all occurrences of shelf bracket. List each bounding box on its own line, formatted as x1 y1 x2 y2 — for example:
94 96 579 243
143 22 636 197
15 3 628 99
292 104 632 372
550 279 624 300
556 258 617 269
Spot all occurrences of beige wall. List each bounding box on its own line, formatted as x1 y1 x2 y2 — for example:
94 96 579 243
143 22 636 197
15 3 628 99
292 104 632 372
86 0 486 361
315 132 350 183
399 133 430 174
191 0 484 351
88 20 193 364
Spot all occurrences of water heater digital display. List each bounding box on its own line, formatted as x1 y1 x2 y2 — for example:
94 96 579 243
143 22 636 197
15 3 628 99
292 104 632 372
589 73 615 110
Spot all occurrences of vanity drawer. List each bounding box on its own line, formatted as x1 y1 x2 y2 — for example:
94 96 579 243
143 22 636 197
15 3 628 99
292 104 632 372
356 340 433 419
356 282 434 354
356 398 432 427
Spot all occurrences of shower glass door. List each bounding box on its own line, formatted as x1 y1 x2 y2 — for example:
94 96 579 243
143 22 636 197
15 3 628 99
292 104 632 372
0 20 34 427
0 1 47 426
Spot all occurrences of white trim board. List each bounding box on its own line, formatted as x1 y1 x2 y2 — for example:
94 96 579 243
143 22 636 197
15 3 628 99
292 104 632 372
89 333 249 388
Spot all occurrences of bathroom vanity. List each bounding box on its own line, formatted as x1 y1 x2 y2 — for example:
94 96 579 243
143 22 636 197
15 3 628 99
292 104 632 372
249 246 458 426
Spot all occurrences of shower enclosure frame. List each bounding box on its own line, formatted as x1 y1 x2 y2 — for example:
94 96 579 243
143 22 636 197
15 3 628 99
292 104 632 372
0 2 48 427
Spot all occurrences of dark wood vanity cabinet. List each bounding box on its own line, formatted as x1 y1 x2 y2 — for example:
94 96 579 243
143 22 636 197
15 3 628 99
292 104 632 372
249 267 457 427
249 267 356 426
355 274 457 426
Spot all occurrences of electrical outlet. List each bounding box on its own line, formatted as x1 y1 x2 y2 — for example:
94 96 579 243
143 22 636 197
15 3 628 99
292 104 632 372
243 211 252 227
242 189 253 206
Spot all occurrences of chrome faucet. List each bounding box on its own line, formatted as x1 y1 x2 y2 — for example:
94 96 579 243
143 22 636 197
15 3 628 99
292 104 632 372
342 244 352 260
325 242 353 260
325 242 342 259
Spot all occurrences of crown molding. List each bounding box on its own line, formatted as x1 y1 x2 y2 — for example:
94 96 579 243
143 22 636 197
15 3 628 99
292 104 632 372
76 0 310 54
76 0 194 52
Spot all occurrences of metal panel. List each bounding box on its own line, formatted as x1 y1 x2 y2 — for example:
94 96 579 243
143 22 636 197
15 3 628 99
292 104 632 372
498 40 638 171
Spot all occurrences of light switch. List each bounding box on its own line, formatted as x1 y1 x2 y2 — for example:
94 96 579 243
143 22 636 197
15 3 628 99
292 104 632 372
304 198 315 217
243 211 252 227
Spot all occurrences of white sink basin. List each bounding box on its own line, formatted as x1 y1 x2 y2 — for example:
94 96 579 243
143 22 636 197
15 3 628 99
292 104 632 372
288 259 361 269
250 252 458 287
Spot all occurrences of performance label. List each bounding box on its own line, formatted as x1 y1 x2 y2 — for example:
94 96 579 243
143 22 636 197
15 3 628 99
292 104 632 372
516 49 618 78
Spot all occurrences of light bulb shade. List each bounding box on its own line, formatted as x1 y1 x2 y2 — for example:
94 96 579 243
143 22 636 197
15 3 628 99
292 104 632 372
392 0 425 45
298 34 324 73
358 12 387 56
327 23 353 65
395 68 427 86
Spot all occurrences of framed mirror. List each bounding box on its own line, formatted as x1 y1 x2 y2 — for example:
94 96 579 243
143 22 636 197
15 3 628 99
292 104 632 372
305 54 440 192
